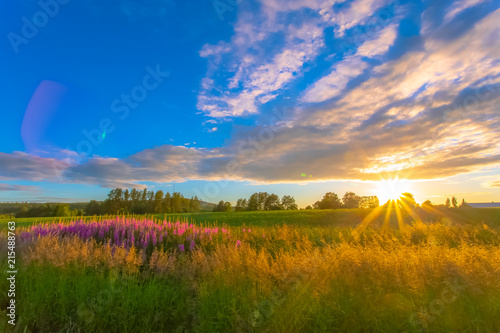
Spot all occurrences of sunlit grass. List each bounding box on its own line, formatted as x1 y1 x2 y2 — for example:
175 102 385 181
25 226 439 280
1 216 499 332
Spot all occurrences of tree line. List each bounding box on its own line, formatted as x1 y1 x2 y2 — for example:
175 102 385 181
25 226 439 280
213 192 299 212
90 188 202 215
305 192 380 210
0 190 473 218
422 196 469 208
10 203 83 218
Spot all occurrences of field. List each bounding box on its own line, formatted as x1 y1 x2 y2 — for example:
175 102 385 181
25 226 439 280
1 208 500 332
2 207 500 229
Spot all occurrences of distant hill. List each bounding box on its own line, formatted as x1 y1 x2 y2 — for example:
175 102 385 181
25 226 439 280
199 200 217 211
468 202 500 208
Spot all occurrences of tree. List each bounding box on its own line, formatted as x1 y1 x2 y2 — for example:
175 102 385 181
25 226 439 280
247 193 260 211
264 194 282 210
445 198 451 208
342 192 361 209
85 200 101 216
459 198 470 208
257 192 269 211
189 196 201 212
130 188 140 202
224 202 232 212
171 192 184 213
235 198 248 212
400 192 417 208
421 200 433 208
123 189 130 205
315 192 342 209
451 196 458 208
213 200 226 212
359 196 380 209
305 205 312 210
104 188 124 214
154 190 165 213
281 195 298 210
53 204 71 217
164 192 172 213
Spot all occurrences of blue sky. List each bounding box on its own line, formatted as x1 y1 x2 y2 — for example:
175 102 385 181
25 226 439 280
0 0 499 207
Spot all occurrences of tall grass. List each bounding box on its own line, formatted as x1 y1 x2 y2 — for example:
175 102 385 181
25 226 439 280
1 218 499 332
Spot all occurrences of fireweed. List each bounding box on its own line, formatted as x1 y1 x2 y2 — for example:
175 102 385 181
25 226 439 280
19 217 232 256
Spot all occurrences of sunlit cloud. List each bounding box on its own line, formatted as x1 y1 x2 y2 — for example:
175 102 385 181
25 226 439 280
1 0 499 200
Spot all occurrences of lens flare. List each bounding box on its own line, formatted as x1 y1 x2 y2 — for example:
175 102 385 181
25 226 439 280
376 177 412 204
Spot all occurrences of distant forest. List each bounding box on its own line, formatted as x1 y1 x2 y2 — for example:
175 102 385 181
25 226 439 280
0 188 469 219
0 188 213 218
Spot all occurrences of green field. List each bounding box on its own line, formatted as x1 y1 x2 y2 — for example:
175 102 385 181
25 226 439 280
2 207 499 230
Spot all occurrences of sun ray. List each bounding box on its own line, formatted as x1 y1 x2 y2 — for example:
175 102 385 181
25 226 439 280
394 199 406 230
383 200 394 229
398 198 421 223
353 205 384 237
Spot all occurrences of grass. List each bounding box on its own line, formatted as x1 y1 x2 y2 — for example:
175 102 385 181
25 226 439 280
2 207 500 230
0 209 499 332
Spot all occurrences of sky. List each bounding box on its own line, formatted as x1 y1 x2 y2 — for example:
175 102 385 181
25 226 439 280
0 0 499 208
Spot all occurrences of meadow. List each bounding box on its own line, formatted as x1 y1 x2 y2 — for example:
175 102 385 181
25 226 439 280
1 208 499 332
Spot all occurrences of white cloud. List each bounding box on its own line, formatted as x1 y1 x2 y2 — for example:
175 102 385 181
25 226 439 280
302 56 368 103
197 18 325 117
444 0 485 23
332 0 392 36
356 23 398 57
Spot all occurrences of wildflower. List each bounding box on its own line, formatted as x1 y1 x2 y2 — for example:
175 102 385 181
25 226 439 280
178 244 185 252
190 240 195 251
248 229 251 233
236 240 241 248
243 229 246 232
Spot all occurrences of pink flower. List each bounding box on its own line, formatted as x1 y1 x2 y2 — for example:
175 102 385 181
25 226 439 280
248 229 251 233
236 240 241 248
178 244 185 252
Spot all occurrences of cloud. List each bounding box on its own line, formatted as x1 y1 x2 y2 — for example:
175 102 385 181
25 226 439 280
2 1 499 191
301 55 369 103
444 0 485 24
356 23 398 57
0 184 39 192
198 17 325 117
0 151 71 182
331 0 393 36
196 0 400 118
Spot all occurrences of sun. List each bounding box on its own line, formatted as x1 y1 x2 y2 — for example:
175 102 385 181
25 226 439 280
376 177 412 204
